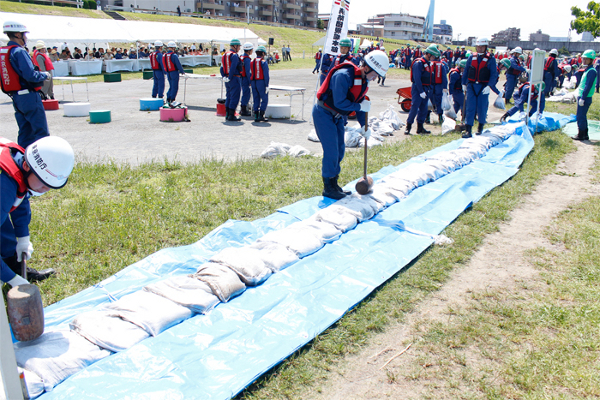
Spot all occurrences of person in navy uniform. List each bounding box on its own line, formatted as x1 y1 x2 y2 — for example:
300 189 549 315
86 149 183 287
461 37 500 138
239 42 254 117
504 47 526 104
430 45 449 124
500 72 540 122
1 136 74 284
448 59 466 117
404 45 440 135
250 46 270 123
1 21 51 149
320 50 335 85
149 40 165 100
572 49 597 141
334 38 359 67
114 48 124 59
313 48 322 74
162 41 185 106
313 50 389 199
220 38 242 121
543 49 560 98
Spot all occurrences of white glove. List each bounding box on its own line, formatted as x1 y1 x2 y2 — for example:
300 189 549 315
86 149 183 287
7 274 28 287
16 236 33 262
359 99 371 112
265 86 269 94
482 86 491 95
43 71 51 80
579 98 585 106
222 77 230 83
420 92 427 99
462 85 467 93
360 126 372 140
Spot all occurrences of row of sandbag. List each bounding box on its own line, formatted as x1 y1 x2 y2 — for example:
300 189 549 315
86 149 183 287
13 124 515 398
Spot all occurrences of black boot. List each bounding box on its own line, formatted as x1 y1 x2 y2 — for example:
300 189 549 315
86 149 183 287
500 112 509 123
477 123 484 135
227 108 241 122
572 128 589 141
257 110 269 122
224 107 230 121
416 123 431 134
462 124 472 138
240 105 252 116
333 175 351 195
253 110 259 122
438 114 444 124
4 254 55 283
322 177 347 200
425 111 431 124
404 123 412 135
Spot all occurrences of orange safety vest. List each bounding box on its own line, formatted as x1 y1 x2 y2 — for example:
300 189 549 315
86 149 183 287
0 139 27 212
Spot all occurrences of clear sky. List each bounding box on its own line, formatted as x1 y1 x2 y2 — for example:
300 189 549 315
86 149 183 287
317 0 595 41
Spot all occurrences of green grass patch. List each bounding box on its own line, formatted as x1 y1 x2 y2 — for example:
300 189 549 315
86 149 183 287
234 130 576 399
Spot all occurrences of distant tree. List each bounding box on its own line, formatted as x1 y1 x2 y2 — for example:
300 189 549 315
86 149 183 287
317 19 324 30
558 46 570 56
571 2 600 38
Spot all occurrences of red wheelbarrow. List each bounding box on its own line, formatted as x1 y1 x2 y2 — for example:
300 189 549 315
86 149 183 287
396 87 412 112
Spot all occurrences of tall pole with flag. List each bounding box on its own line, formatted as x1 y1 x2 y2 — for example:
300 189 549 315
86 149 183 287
312 0 352 121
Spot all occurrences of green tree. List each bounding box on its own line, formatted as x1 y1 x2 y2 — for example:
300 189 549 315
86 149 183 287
317 19 324 30
571 1 600 37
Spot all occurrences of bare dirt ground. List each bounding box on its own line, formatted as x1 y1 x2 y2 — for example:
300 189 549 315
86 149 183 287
0 68 506 165
306 140 599 399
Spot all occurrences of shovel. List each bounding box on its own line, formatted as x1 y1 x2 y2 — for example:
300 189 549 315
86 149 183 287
7 254 45 342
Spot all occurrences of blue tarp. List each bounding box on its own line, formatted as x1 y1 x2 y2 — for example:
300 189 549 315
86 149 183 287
33 116 572 399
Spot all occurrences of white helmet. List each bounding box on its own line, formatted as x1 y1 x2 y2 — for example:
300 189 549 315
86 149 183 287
242 42 254 51
364 50 389 77
512 47 523 54
380 46 385 51
475 37 489 46
36 40 45 48
564 65 572 73
549 48 558 56
167 41 177 48
319 48 322 51
154 40 163 47
3 21 28 34
25 137 74 189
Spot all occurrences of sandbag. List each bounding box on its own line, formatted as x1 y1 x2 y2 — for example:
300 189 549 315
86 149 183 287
249 241 299 272
257 222 324 258
441 92 451 111
335 196 376 221
441 115 456 135
366 185 398 207
192 262 246 302
297 218 343 243
288 145 311 157
260 142 292 159
19 367 45 398
144 275 220 313
70 310 150 353
377 104 403 130
493 90 506 110
105 291 192 336
345 125 362 148
313 205 359 232
445 106 457 120
210 246 272 286
14 330 111 392
307 129 320 142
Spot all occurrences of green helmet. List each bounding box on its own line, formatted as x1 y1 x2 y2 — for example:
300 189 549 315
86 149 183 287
500 59 511 69
340 38 352 48
256 45 266 53
582 49 596 59
230 38 241 46
416 45 421 48
459 59 467 69
425 44 440 58
519 54 525 61
466 51 472 58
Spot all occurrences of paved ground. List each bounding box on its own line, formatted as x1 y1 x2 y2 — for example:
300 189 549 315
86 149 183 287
0 69 414 165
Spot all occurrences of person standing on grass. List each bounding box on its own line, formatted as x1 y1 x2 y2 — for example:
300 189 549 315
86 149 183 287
313 50 388 200
1 21 51 149
573 49 597 141
448 59 466 117
0 136 74 285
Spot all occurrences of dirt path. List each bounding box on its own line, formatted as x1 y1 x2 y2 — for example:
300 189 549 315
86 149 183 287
306 140 599 399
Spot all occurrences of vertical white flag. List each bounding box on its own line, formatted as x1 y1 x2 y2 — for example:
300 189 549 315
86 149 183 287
323 0 351 56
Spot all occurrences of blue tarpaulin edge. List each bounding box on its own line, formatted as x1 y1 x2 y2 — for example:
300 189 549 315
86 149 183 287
36 114 572 399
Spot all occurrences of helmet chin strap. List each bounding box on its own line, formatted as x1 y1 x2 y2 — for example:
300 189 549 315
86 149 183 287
22 162 45 197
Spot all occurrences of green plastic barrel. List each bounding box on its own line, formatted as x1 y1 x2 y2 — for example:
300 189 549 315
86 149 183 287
183 69 193 74
104 73 122 83
143 70 154 80
89 110 111 124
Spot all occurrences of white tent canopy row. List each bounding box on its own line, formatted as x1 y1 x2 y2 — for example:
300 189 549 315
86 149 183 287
0 12 267 48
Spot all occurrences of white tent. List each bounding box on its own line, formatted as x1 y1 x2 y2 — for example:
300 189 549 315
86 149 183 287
312 36 326 47
360 39 372 49
0 12 266 48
